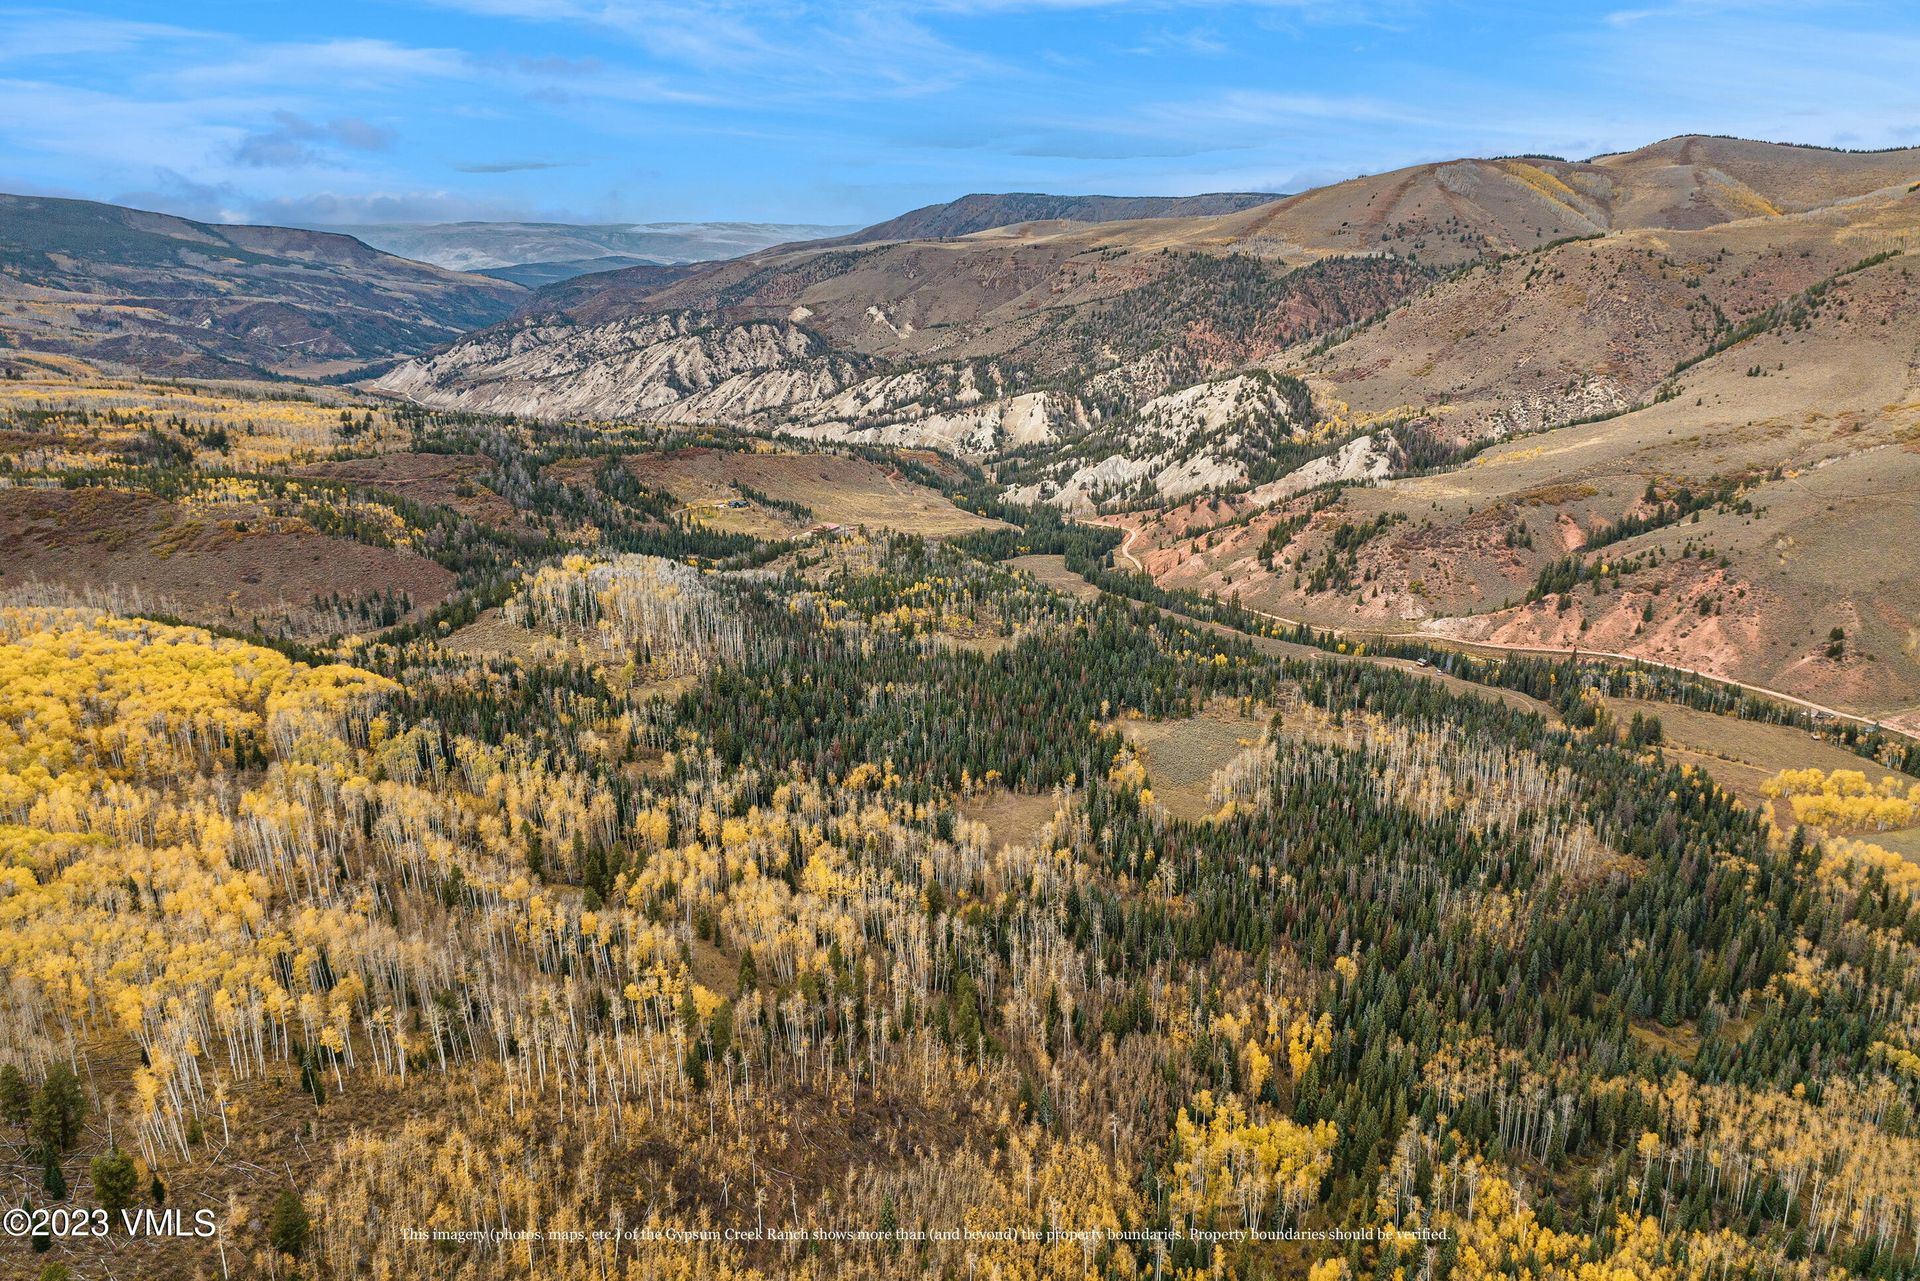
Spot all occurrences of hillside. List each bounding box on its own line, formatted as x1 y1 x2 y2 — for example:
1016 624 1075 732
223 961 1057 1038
1205 136 1920 265
1301 177 1920 439
825 190 1284 244
374 136 1920 718
1116 185 1920 721
0 194 525 378
473 255 667 287
385 138 1920 433
375 197 1438 470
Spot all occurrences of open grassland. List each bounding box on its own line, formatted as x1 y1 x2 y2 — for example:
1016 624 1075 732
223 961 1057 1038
624 447 1006 537
0 484 456 637
1603 695 1917 815
958 788 1067 851
438 605 574 663
1009 552 1102 601
1871 825 1920 860
1119 699 1270 820
296 451 524 531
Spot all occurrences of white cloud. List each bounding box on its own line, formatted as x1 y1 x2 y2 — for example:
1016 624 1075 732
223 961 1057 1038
0 11 200 61
160 36 473 92
422 0 1007 99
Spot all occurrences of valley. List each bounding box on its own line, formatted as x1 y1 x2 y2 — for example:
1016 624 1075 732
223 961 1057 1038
359 135 1920 727
1 130 1918 1281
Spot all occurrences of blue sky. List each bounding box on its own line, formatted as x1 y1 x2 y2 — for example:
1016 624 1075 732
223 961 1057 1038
2 1 1916 227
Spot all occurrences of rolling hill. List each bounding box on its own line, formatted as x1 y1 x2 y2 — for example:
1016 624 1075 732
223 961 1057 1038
472 256 670 287
384 138 1920 438
0 194 525 378
1206 135 1920 264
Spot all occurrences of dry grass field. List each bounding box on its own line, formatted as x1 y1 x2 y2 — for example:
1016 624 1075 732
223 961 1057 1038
1870 826 1920 860
624 447 1005 537
959 788 1068 851
935 629 1019 655
1008 553 1101 601
0 484 455 636
1602 695 1916 817
439 606 572 662
298 451 525 530
1119 699 1270 820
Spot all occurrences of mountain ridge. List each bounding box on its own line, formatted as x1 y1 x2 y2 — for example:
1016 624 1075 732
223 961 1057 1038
816 190 1286 246
369 134 1920 716
0 193 524 378
381 137 1920 452
4 136 1915 715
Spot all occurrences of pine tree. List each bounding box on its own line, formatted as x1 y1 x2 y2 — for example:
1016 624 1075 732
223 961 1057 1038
41 1153 65 1202
269 1189 312 1259
90 1150 138 1214
29 1067 85 1154
0 1065 29 1129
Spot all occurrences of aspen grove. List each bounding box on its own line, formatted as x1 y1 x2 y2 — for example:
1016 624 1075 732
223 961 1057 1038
0 398 1916 1281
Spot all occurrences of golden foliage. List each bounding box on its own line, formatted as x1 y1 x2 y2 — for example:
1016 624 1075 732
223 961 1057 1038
1763 766 1920 832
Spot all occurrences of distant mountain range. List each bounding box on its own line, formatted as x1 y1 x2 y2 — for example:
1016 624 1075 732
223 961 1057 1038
0 190 1297 375
317 198 1287 283
468 256 684 288
319 221 860 279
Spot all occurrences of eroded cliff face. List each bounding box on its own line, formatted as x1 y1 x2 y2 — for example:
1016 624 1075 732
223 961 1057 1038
378 313 861 423
377 136 1920 532
377 310 1073 453
377 309 1335 511
372 201 1439 504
